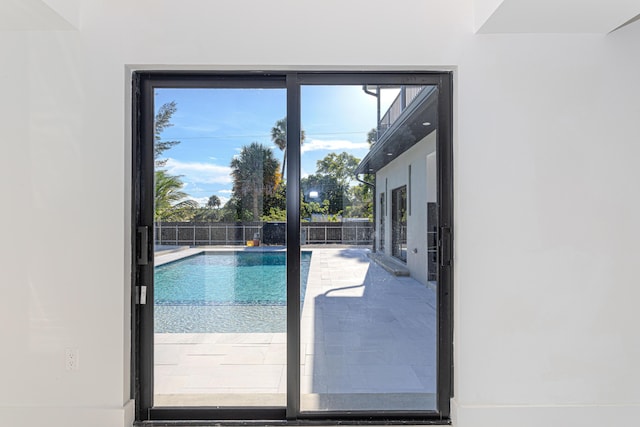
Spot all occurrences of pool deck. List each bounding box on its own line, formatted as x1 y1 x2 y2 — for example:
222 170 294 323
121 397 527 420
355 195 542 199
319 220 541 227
153 246 437 410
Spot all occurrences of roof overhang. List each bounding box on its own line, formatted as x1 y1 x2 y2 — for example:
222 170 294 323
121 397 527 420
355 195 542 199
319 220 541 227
355 87 438 176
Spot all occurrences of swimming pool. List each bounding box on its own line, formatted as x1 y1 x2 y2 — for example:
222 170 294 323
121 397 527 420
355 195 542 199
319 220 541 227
154 251 311 333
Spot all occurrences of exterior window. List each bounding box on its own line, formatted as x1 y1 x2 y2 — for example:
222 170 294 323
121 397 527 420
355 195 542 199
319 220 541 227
392 186 407 262
408 164 412 216
379 192 385 252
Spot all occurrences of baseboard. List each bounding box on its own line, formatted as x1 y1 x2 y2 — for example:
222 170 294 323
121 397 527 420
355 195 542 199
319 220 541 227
451 399 640 427
0 402 135 427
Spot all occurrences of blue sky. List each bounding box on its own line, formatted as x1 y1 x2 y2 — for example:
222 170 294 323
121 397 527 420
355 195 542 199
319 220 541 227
154 86 390 206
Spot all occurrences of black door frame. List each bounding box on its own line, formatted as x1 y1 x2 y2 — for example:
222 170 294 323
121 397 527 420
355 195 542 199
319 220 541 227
132 71 453 424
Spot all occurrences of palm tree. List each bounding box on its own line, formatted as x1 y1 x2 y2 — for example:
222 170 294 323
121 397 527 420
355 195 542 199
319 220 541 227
230 143 280 221
270 117 306 178
207 195 221 209
154 170 198 221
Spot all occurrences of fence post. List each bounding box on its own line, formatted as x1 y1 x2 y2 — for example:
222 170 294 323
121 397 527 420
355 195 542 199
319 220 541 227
208 224 211 246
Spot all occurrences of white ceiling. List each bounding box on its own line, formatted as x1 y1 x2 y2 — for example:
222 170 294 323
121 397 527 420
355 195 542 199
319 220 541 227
1 0 638 34
476 0 640 33
0 0 75 30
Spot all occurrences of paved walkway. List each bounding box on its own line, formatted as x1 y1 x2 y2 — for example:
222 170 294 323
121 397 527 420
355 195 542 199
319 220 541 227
154 247 437 410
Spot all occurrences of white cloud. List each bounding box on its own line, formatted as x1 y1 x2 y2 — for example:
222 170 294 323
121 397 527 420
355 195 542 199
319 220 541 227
189 197 209 207
189 195 230 207
301 139 369 154
218 189 233 194
184 184 206 192
165 158 232 184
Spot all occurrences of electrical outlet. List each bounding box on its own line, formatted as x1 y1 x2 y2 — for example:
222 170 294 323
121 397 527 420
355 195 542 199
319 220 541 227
65 348 79 371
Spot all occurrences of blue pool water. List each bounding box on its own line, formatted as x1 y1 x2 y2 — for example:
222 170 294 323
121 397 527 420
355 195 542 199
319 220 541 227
154 251 311 333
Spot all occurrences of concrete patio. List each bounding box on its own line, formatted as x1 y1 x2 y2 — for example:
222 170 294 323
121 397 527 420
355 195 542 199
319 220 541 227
153 247 437 411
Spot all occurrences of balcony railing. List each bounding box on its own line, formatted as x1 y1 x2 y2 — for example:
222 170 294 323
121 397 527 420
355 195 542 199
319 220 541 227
378 85 425 138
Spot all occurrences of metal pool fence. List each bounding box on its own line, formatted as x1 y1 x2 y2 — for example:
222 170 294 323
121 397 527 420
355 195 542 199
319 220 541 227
155 221 374 246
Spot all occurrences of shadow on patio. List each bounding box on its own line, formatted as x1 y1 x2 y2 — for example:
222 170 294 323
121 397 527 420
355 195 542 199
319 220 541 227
300 248 438 411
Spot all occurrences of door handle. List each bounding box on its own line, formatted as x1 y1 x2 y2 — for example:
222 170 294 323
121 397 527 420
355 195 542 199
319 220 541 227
137 226 150 265
440 226 452 267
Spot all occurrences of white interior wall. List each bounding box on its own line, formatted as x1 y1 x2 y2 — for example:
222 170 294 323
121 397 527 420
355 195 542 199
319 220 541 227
1 1 639 426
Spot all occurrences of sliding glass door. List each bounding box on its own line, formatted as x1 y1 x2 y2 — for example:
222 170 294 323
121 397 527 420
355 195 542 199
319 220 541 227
133 72 452 422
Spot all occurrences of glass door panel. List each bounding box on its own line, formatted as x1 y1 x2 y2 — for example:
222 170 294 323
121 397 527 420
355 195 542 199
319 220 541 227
299 84 439 412
152 87 287 407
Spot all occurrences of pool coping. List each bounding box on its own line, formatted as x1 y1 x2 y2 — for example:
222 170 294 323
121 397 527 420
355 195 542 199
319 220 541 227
154 246 290 267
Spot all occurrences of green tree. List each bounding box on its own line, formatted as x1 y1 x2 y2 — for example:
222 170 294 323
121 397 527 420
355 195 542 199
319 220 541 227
301 173 345 216
310 151 374 219
220 197 255 222
190 195 223 222
367 128 378 146
207 194 221 209
154 101 180 167
154 170 198 221
316 152 360 189
262 182 287 221
301 198 331 221
271 117 306 178
230 142 280 221
307 152 361 217
348 133 376 219
346 183 373 219
261 207 287 222
153 101 196 221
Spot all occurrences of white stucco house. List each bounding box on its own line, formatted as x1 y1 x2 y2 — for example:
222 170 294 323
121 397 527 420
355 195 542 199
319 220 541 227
356 86 440 286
